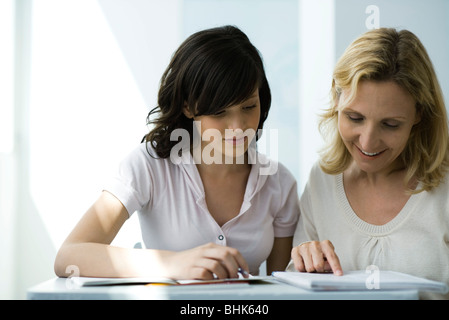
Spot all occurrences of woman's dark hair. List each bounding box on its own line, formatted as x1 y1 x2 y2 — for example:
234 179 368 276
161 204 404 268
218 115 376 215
143 25 271 158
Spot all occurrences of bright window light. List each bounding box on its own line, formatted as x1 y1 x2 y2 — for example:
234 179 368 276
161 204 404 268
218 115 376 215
29 0 148 247
0 0 15 154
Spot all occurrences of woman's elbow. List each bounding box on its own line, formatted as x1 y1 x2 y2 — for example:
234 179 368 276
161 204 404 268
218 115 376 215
54 245 73 278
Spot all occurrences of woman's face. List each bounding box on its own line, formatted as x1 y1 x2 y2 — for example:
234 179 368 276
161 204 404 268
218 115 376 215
337 80 420 175
185 89 261 163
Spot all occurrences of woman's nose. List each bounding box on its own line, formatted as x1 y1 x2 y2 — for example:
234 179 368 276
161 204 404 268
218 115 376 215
358 124 379 151
227 114 245 131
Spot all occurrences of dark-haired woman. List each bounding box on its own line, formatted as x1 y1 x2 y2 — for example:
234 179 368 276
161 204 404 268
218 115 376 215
54 26 299 280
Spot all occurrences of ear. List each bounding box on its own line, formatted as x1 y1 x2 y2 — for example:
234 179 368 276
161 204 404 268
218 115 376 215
183 102 194 119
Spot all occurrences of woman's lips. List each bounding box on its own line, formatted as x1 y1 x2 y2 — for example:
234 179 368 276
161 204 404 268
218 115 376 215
224 136 247 145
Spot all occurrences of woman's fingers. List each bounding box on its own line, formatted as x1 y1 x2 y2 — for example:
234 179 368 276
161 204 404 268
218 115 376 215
178 243 249 280
291 240 343 276
193 257 229 279
320 240 343 276
291 245 306 272
204 244 249 279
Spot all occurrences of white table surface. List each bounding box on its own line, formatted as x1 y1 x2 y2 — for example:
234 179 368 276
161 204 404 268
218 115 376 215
27 277 420 300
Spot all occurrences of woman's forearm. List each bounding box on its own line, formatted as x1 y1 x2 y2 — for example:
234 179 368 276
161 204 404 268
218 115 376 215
54 242 172 278
55 241 250 280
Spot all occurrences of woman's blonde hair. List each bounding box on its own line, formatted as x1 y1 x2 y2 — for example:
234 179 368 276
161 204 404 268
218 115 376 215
319 28 449 193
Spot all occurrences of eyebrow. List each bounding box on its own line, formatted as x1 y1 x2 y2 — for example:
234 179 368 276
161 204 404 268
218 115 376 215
343 108 407 121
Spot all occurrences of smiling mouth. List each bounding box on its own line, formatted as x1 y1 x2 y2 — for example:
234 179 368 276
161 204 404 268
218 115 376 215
356 146 385 157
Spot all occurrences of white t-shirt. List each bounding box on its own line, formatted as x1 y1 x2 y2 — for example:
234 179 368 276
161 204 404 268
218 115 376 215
105 143 300 274
289 162 449 299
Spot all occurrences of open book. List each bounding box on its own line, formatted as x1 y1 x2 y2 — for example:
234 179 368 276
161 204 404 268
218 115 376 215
69 275 269 287
272 270 449 293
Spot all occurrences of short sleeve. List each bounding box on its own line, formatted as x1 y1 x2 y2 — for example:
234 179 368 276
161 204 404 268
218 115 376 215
272 164 300 238
104 144 154 217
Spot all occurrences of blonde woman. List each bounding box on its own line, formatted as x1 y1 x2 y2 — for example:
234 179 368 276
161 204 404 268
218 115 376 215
289 28 449 299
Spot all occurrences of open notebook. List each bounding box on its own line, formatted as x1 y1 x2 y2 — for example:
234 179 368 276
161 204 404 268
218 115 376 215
272 270 448 293
69 275 269 287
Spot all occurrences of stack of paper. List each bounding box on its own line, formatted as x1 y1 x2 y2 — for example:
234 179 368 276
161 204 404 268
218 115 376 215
272 270 448 293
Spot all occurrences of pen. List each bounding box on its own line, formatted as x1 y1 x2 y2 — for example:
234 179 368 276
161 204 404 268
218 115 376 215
238 268 249 278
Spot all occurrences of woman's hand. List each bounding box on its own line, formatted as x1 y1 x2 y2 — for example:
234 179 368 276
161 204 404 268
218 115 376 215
55 192 249 280
291 240 343 276
163 242 249 280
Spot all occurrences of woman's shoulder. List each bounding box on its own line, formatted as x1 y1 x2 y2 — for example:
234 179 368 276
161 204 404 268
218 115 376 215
119 142 177 174
297 161 339 201
424 173 449 201
129 142 159 158
258 154 296 185
308 161 336 184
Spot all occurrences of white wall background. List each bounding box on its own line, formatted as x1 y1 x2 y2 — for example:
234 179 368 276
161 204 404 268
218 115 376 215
1 0 448 299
